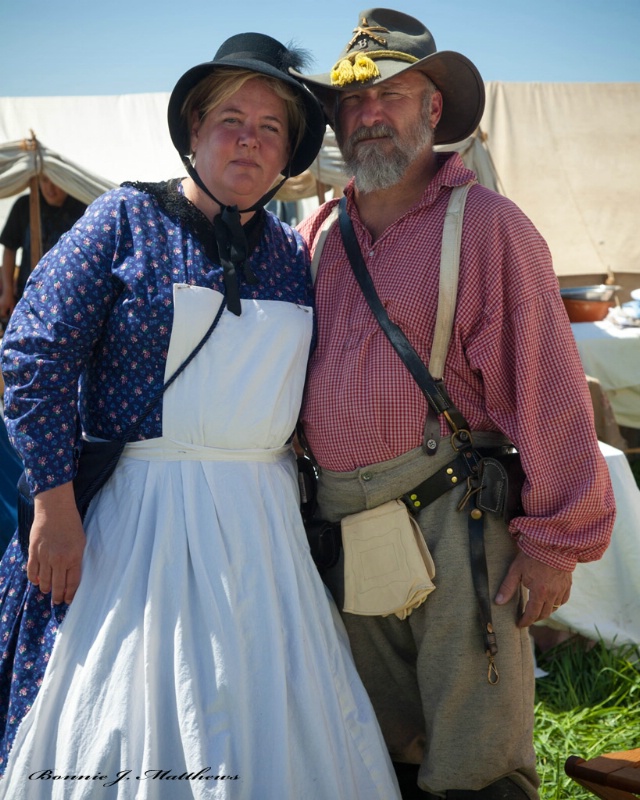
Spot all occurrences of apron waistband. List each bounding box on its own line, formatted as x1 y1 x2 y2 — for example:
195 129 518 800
122 436 292 463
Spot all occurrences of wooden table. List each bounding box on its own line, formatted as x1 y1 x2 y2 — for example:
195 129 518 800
566 748 640 799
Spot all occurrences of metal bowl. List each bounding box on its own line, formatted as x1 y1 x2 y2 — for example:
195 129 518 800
562 297 613 323
559 284 621 302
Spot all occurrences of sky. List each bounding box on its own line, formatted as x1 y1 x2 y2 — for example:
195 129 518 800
1 0 639 97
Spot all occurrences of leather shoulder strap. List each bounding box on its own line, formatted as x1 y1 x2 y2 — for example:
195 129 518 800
337 196 468 429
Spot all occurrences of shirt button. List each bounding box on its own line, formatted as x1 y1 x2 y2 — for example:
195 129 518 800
368 251 374 257
362 472 373 481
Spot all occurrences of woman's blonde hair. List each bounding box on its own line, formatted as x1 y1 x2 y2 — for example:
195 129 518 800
181 68 306 169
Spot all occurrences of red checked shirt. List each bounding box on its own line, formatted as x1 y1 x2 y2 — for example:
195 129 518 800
298 153 615 571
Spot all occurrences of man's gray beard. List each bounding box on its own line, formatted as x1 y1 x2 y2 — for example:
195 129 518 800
337 113 434 194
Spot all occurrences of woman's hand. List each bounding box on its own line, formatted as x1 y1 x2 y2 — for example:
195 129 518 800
28 482 86 605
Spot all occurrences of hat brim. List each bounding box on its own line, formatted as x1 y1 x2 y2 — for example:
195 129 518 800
292 50 484 146
168 59 326 177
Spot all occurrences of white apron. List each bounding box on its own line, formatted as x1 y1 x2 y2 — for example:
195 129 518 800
1 286 399 800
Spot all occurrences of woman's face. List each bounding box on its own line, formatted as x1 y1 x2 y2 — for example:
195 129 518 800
190 78 290 208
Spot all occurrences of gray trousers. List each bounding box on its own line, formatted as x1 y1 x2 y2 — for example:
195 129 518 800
317 439 540 798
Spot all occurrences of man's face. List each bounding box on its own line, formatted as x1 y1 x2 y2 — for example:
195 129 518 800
334 70 441 193
39 176 68 207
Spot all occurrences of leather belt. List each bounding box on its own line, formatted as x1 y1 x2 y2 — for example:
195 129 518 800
401 451 473 513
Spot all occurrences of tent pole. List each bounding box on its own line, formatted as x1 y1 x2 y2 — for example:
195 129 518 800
26 131 43 273
28 175 43 272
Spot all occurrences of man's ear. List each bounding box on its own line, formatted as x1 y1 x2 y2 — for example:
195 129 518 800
430 90 443 129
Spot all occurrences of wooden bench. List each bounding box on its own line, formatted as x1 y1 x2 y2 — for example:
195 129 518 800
565 749 640 799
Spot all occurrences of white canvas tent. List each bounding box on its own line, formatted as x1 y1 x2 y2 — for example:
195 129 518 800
481 82 640 283
1 82 639 285
0 134 119 269
0 92 181 240
0 136 116 205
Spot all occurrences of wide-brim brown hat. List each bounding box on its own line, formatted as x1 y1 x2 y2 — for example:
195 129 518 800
168 33 326 177
292 8 485 145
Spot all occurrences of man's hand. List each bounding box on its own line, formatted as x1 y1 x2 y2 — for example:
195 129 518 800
495 550 572 628
28 483 86 605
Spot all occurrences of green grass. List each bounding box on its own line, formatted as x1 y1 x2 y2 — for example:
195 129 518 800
534 638 640 798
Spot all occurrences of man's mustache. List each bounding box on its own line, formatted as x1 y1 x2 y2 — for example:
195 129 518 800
349 124 396 144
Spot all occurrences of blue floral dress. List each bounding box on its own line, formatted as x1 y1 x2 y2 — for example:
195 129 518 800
0 180 312 774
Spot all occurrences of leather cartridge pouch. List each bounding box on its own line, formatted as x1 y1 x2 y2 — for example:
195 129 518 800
475 454 525 522
341 499 436 619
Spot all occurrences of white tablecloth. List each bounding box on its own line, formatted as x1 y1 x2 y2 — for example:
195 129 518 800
544 441 640 648
571 319 640 429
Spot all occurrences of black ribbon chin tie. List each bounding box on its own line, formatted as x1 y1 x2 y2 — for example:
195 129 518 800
213 205 258 316
183 161 286 316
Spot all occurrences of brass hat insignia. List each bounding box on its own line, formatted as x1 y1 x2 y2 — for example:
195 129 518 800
346 17 389 51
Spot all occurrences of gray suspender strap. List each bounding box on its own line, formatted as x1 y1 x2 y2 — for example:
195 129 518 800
310 205 339 283
428 182 475 379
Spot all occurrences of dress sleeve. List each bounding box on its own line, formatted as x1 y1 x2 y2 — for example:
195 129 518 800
289 227 315 309
464 199 615 571
1 190 126 495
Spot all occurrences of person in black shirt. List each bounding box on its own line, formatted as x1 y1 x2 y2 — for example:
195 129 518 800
0 176 86 318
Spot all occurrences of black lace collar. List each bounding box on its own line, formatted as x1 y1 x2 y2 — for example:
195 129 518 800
121 179 266 263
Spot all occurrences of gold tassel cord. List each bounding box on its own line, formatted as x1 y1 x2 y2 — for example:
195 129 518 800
352 54 380 82
331 60 354 87
330 50 418 87
331 55 381 86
